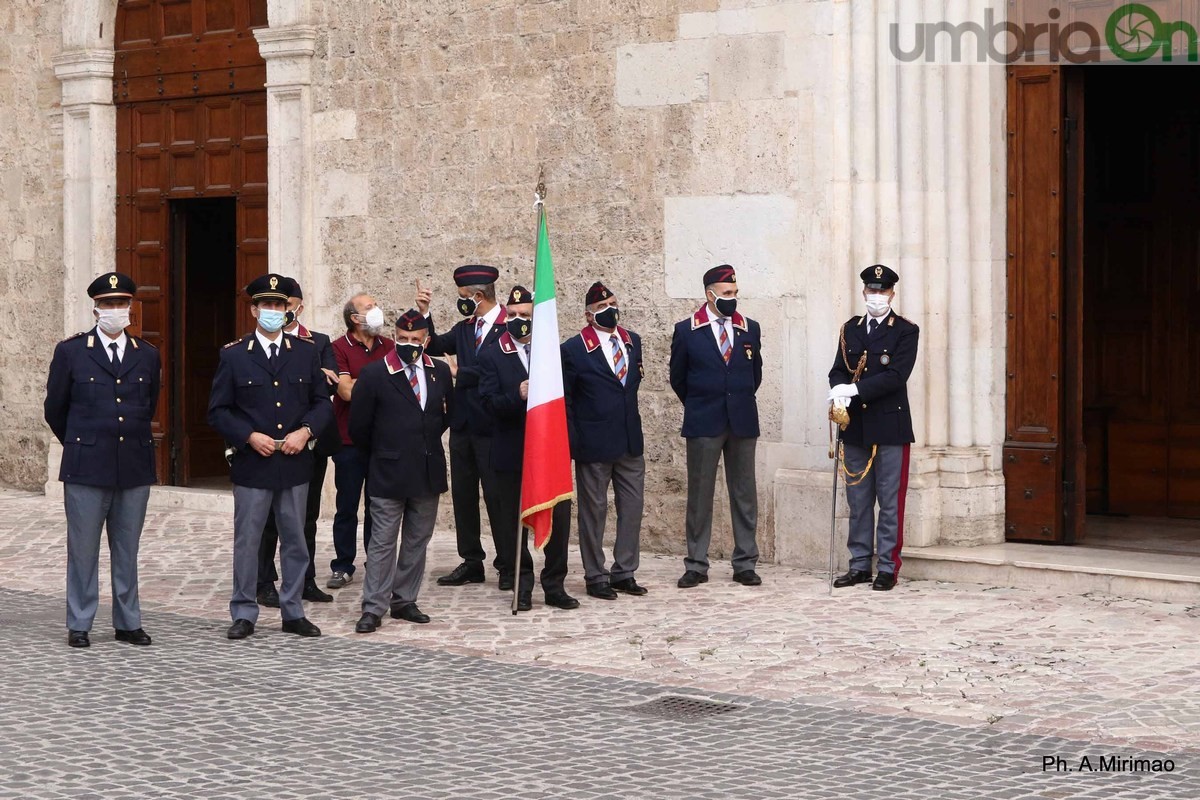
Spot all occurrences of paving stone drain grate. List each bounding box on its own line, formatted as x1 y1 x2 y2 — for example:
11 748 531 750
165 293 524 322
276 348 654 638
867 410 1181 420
626 694 744 721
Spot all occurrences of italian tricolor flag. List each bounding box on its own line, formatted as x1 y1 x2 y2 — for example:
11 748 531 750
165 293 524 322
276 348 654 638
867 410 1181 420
520 208 574 549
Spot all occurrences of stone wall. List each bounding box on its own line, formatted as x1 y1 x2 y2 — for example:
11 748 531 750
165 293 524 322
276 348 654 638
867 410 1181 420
305 0 791 559
0 0 64 489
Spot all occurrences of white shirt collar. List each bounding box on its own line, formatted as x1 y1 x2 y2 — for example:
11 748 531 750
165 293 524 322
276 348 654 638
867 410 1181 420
477 303 502 329
97 329 128 358
255 329 284 354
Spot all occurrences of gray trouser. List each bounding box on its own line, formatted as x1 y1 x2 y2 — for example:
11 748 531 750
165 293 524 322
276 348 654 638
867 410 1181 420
684 433 759 574
231 484 308 624
63 483 151 631
576 455 645 586
360 494 439 618
843 442 912 576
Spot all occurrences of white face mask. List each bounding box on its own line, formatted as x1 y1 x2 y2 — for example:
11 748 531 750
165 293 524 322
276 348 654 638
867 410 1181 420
95 307 131 336
360 306 386 335
864 294 891 316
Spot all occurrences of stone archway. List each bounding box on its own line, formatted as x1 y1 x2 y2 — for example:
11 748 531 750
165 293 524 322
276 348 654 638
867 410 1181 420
47 0 320 494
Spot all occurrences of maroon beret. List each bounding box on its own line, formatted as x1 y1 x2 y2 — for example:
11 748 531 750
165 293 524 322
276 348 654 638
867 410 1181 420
507 285 532 305
702 264 737 287
585 281 613 305
395 309 430 332
453 264 500 287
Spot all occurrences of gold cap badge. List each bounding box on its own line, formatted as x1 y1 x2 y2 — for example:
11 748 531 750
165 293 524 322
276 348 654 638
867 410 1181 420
874 266 883 279
109 275 119 288
514 289 522 301
269 276 278 290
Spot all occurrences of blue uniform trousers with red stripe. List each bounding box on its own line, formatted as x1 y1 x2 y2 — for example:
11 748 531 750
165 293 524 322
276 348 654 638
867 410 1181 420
843 442 911 576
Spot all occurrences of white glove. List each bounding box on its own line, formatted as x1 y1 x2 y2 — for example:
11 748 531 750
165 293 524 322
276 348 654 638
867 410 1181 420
827 383 859 402
830 396 849 411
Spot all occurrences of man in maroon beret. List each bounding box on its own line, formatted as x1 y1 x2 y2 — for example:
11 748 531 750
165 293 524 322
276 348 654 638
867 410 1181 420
668 264 764 589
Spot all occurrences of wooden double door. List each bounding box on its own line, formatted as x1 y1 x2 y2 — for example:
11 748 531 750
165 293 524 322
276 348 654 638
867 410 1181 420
114 0 267 485
1006 66 1200 543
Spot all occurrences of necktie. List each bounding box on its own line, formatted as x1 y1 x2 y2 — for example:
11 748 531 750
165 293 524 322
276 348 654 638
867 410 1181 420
718 319 731 364
408 364 421 405
869 318 879 336
610 335 627 385
109 342 121 369
524 343 531 364
269 342 278 366
474 318 486 350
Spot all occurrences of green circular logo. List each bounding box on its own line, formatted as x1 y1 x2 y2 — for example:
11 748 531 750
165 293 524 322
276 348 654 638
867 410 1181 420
1106 3 1163 61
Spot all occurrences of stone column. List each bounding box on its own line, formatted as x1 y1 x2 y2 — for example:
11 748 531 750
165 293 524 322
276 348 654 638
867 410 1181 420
51 49 116 337
47 49 117 498
253 26 319 314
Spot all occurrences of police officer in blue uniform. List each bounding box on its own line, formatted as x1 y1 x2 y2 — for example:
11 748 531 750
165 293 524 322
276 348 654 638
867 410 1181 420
256 277 340 607
207 274 334 640
44 272 160 648
828 264 919 592
561 280 647 600
669 265 764 589
478 286 578 612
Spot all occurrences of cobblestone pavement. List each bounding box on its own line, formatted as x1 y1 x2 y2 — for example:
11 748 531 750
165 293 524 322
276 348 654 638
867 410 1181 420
1 489 1198 797
1 588 1193 800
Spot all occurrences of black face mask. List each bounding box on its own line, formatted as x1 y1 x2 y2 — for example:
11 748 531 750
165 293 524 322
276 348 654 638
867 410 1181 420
457 296 478 317
395 343 424 364
507 317 532 340
284 310 297 327
711 294 737 317
592 306 620 330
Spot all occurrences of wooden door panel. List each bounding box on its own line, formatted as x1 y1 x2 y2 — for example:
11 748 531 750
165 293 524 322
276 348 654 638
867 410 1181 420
1005 65 1076 542
1169 423 1200 517
1108 422 1169 515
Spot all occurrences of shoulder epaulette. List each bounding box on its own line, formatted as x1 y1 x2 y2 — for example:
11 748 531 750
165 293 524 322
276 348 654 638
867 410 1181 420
223 338 244 349
61 331 86 343
132 336 158 350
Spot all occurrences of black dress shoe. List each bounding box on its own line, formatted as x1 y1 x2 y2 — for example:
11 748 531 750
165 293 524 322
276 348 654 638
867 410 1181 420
355 612 381 633
516 591 533 612
281 617 322 637
833 569 873 588
732 570 762 587
67 630 90 648
872 572 897 591
390 603 431 624
611 578 648 596
303 582 334 603
437 561 485 586
498 574 514 592
256 585 280 608
226 619 255 640
544 591 580 609
115 628 152 646
677 570 709 589
586 583 618 600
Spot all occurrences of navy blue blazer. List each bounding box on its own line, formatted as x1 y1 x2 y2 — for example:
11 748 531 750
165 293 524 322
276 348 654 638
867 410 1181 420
828 311 919 447
349 351 453 500
207 332 334 490
477 332 531 474
44 327 161 489
561 325 644 463
293 324 342 458
425 307 508 436
668 305 763 439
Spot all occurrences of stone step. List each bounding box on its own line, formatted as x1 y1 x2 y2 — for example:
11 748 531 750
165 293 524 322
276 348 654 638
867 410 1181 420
148 484 235 514
903 542 1200 604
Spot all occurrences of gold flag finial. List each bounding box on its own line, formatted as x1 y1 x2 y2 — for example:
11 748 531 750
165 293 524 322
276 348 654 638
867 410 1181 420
534 169 546 207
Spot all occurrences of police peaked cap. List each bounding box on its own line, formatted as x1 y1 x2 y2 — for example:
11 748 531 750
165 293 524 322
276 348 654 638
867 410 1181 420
453 265 500 287
861 264 899 290
88 272 137 300
507 285 532 305
245 273 291 302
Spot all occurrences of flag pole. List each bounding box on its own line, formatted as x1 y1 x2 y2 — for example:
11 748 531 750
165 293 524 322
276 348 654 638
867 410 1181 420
512 176 549 615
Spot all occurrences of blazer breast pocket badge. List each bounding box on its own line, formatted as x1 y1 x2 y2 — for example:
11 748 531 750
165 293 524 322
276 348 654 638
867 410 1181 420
743 344 753 360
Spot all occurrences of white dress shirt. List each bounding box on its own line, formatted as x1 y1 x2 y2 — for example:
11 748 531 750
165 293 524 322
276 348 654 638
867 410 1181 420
98 330 128 364
255 329 284 357
516 340 532 373
593 325 628 377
